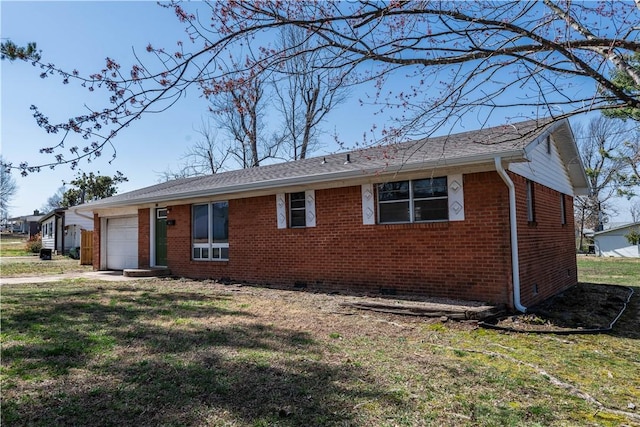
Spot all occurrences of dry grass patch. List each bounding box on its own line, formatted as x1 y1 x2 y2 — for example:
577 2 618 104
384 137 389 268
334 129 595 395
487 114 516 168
2 278 639 426
0 256 92 276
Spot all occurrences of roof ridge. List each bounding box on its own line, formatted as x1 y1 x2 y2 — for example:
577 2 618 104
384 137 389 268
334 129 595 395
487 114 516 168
78 118 559 209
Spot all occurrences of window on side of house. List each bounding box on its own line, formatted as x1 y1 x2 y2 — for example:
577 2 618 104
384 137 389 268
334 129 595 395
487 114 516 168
44 222 52 237
289 192 306 228
526 180 536 223
192 201 229 261
560 194 567 225
377 177 448 223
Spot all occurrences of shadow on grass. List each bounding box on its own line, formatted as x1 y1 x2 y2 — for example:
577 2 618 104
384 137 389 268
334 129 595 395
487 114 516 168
486 283 640 338
2 285 404 426
609 284 640 339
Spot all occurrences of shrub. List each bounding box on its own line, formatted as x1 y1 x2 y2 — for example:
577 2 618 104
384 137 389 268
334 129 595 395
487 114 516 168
25 233 42 254
625 228 640 245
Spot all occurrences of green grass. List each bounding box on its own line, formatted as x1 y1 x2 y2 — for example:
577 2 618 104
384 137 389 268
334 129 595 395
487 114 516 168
0 256 91 276
1 258 639 426
0 234 30 257
577 256 640 285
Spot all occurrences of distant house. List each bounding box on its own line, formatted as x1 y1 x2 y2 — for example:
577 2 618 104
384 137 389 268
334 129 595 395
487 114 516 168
77 119 590 311
594 222 640 258
6 210 43 236
39 208 94 255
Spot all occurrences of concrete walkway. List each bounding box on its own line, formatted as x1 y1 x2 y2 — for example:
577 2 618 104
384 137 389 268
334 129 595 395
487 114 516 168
0 270 152 285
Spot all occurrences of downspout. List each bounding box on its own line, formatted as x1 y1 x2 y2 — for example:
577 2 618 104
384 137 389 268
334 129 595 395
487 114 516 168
72 208 94 221
494 157 527 313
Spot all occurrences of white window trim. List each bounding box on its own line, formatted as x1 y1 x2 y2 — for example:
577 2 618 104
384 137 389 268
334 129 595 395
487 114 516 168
305 190 316 227
277 191 316 228
276 193 287 229
447 174 465 221
362 184 375 225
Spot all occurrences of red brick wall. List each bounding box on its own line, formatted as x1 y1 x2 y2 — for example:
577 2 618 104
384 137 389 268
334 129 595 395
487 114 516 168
511 173 577 307
165 171 514 304
138 208 150 269
91 170 578 308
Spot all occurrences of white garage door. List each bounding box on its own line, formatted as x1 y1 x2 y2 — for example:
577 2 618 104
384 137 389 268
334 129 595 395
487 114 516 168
106 216 138 270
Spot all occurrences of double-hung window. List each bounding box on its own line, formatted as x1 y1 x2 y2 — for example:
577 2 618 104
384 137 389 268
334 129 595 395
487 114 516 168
378 177 448 223
192 201 229 261
289 192 306 228
276 191 316 229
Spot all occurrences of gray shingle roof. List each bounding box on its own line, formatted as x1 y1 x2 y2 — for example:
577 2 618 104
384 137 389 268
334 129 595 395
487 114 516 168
81 118 559 209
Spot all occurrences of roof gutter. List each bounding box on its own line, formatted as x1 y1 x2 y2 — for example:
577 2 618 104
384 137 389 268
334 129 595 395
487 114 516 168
494 157 527 313
71 208 94 221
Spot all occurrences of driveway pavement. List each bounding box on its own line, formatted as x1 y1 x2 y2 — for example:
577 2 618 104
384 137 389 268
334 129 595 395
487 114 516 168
0 270 149 285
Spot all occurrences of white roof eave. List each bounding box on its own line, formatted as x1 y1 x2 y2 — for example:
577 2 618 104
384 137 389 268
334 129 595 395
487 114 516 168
76 150 527 212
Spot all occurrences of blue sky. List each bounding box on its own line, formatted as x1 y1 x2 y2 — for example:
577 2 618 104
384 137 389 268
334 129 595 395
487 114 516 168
1 1 386 217
1 1 637 223
1 2 205 214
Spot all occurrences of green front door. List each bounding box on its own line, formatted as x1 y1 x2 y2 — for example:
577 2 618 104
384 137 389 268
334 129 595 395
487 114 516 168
155 208 168 266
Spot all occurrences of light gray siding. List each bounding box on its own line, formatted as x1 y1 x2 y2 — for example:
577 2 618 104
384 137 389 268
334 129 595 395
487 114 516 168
508 135 573 195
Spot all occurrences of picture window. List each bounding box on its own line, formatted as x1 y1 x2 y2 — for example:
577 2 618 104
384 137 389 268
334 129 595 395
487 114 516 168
377 177 448 223
192 201 229 261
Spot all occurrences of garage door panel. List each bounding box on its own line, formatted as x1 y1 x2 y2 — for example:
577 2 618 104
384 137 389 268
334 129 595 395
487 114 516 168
106 217 138 270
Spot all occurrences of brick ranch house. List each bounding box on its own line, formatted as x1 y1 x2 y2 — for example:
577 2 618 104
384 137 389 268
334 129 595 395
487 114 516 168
78 119 589 311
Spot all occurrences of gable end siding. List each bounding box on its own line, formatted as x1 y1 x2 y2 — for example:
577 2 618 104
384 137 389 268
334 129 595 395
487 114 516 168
509 136 573 195
41 217 56 250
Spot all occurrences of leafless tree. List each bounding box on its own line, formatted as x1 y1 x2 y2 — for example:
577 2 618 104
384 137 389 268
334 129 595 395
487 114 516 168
272 26 349 160
0 157 18 218
158 118 230 181
41 186 67 213
3 1 640 174
574 116 639 249
209 70 288 168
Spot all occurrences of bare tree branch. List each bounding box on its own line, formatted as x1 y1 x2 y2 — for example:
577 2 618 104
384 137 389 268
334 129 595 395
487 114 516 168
3 1 640 174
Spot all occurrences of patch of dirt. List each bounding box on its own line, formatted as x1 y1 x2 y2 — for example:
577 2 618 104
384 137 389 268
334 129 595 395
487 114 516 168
175 279 637 335
484 283 634 333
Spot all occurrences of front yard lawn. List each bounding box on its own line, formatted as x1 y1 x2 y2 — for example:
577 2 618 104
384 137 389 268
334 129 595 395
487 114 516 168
2 272 639 426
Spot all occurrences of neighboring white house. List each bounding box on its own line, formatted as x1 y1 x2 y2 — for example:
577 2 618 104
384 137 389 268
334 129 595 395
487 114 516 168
6 210 44 236
40 208 94 254
593 222 640 258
